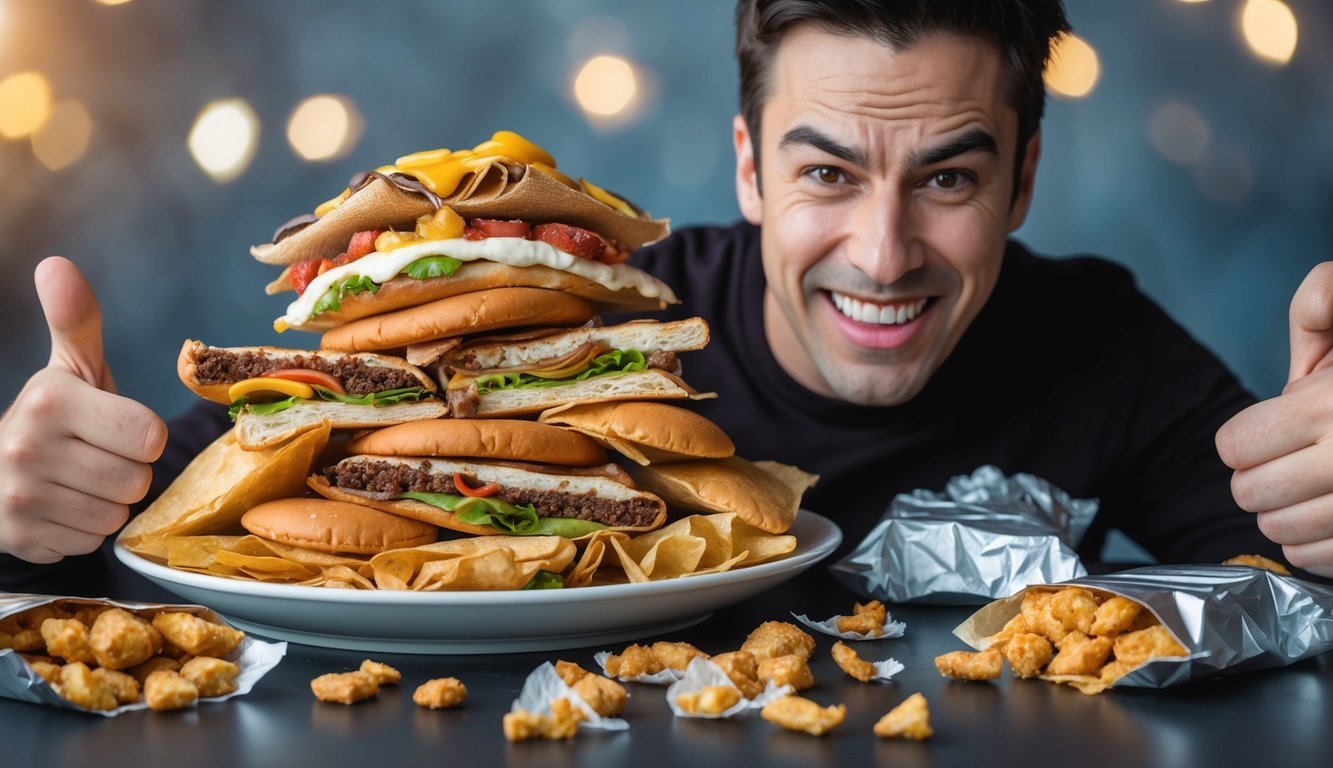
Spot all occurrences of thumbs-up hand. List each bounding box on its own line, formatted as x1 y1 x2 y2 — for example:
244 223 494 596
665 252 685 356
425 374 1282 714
1217 263 1333 577
0 257 167 564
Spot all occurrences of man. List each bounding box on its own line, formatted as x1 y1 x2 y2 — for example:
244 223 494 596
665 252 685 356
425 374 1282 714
2 1 1330 579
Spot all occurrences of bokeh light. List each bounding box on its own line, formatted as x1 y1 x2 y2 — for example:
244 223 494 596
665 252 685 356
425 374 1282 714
93 0 135 5
188 98 260 183
1241 0 1297 66
1192 146 1253 205
287 94 363 162
31 100 93 171
573 55 638 117
1045 33 1100 99
1148 102 1211 165
0 71 54 139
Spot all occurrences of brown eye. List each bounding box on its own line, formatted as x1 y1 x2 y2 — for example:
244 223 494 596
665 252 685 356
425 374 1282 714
933 171 959 189
809 166 843 184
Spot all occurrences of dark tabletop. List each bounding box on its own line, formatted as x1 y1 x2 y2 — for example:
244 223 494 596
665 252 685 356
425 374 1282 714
3 558 1332 768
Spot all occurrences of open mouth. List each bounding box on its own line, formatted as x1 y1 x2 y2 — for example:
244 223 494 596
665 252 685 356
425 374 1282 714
829 291 931 326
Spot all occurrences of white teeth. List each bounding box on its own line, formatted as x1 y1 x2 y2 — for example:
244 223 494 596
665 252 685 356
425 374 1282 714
831 292 927 326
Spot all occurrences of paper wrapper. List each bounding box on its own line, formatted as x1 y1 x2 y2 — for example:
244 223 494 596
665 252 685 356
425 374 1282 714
830 465 1097 605
665 658 791 719
791 611 906 641
954 565 1333 689
511 662 628 731
0 593 285 716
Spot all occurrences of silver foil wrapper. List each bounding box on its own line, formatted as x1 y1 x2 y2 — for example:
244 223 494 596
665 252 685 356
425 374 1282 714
954 565 1333 688
830 466 1098 605
0 592 285 716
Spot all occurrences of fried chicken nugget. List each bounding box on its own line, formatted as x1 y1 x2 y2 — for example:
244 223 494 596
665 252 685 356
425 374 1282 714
311 671 379 704
127 656 182 685
15 604 68 629
761 695 847 736
676 685 742 715
1049 587 1099 636
572 673 628 717
10 628 44 653
1099 659 1136 685
1047 632 1114 676
0 629 11 650
57 662 117 711
151 612 243 658
1112 625 1188 665
1222 554 1291 575
554 660 589 686
650 641 708 671
874 692 932 741
836 600 888 636
758 654 814 691
144 669 199 711
180 657 240 698
92 668 141 705
934 649 1003 681
73 605 110 628
1089 596 1143 637
1019 590 1067 644
831 641 879 682
604 643 663 678
1005 632 1054 679
503 698 583 742
710 651 764 699
359 659 401 686
90 609 162 670
742 621 816 661
29 659 62 685
40 619 97 665
414 677 467 709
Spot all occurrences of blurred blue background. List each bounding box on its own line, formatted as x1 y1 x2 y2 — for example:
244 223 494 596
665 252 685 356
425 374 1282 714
0 0 1328 425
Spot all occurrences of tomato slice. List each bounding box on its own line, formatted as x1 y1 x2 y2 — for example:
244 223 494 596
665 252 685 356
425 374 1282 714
346 229 383 261
290 258 328 295
462 226 487 241
530 223 608 260
453 472 501 498
470 218 532 239
263 368 346 394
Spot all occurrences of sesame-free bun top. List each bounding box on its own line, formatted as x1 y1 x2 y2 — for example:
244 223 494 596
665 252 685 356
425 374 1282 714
344 418 608 467
240 497 437 555
538 401 734 466
631 457 818 534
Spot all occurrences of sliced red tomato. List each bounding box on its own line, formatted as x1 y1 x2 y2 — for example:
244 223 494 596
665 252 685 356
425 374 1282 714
598 243 631 265
470 218 532 239
462 226 486 241
263 368 346 394
453 472 501 498
345 229 383 261
290 258 332 295
330 251 351 267
530 223 607 260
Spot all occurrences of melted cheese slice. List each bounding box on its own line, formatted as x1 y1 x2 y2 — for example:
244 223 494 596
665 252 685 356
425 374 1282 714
228 378 316 402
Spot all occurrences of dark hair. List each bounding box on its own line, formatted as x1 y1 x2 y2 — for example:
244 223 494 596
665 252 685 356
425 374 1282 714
735 0 1072 193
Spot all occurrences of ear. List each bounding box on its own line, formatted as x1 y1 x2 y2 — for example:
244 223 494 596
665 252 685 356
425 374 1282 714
733 114 763 225
1007 130 1042 232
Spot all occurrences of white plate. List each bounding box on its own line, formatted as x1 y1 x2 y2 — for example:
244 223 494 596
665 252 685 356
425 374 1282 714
113 511 841 654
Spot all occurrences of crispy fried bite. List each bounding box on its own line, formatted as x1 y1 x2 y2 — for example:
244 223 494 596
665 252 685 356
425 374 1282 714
757 654 814 691
73 605 111 628
128 656 182 685
1112 625 1188 665
572 674 628 717
10 628 44 653
650 641 708 671
151 612 243 658
57 662 118 711
1049 587 1099 636
831 641 879 682
1005 632 1054 679
836 600 888 636
92 668 141 705
676 685 742 715
503 698 583 742
710 651 764 699
761 695 846 736
1019 590 1066 644
144 669 199 711
1089 596 1143 637
741 621 815 661
1047 632 1114 676
555 660 589 686
414 677 467 709
874 692 932 740
29 659 63 685
40 619 96 665
90 609 162 670
934 649 1003 681
180 657 240 698
604 643 662 678
311 671 379 704
359 659 401 686
1222 554 1291 575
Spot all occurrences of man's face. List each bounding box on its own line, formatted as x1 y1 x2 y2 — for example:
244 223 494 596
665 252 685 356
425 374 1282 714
734 28 1038 405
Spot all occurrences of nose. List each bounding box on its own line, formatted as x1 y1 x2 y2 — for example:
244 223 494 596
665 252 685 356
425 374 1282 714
844 187 923 286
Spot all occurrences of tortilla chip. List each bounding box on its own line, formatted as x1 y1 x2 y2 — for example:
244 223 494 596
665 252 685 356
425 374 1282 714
602 513 797 583
368 536 576 591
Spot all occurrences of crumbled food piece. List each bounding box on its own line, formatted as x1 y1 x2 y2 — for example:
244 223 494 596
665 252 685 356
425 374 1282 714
503 698 583 742
1089 596 1143 637
1047 632 1114 676
414 677 467 709
359 659 401 686
144 669 199 711
1041 673 1110 696
1049 587 1099 635
92 668 141 705
151 612 243 658
1112 625 1188 666
572 673 627 717
29 659 63 685
1005 632 1054 679
1222 554 1291 575
90 609 162 670
311 671 379 704
1099 659 1135 685
604 644 662 678
56 662 118 711
742 621 816 661
982 612 1032 650
128 656 182 685
1020 590 1066 644
650 641 708 671
836 600 887 635
676 685 742 715
0 630 12 650
73 605 111 628
757 654 814 691
555 660 589 686
831 641 879 682
40 618 97 665
180 656 240 697
874 692 932 740
15 605 68 629
761 695 847 736
10 628 44 653
934 649 1003 681
710 651 764 699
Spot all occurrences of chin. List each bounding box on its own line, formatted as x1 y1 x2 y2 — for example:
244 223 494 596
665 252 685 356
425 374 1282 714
820 364 929 407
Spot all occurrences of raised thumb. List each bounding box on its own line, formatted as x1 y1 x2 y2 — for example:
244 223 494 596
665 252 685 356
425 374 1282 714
34 256 115 392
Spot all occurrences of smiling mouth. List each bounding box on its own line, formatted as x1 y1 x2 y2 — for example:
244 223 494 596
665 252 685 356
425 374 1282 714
829 291 931 325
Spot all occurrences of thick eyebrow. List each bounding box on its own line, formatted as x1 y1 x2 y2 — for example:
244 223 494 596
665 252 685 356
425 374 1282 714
908 128 999 169
777 125 871 169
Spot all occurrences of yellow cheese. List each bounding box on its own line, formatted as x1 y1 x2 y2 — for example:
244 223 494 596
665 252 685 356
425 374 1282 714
227 378 315 402
580 177 637 218
273 318 290 333
415 206 465 241
375 230 421 253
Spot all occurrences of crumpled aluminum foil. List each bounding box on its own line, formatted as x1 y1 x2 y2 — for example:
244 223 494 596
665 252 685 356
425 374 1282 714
953 565 1333 688
0 592 285 716
830 465 1098 605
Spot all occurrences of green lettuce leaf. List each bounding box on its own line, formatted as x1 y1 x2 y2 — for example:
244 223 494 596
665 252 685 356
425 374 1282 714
310 274 381 318
227 395 301 422
312 386 432 407
401 256 463 280
473 349 649 394
521 571 565 590
399 491 607 538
